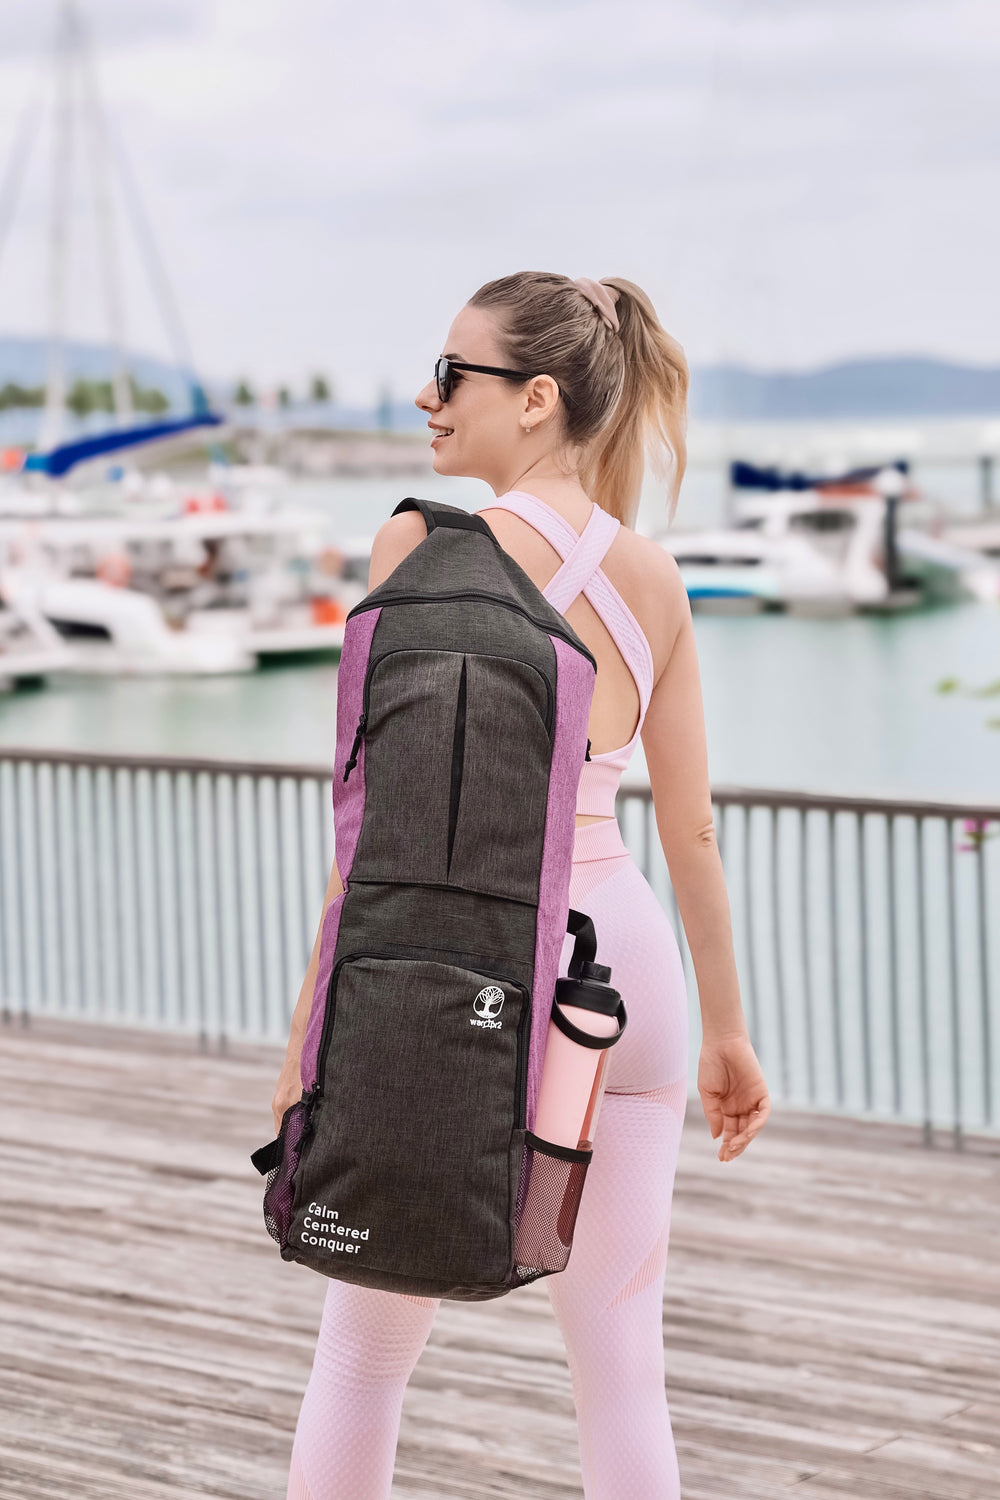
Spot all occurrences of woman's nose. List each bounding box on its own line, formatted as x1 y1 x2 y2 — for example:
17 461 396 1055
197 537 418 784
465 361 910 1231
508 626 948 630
415 380 440 412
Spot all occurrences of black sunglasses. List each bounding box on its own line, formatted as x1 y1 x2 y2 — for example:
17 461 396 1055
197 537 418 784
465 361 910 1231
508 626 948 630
435 355 536 404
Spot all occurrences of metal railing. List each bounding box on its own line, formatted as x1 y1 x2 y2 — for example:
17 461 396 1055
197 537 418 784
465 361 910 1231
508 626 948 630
1 747 997 1144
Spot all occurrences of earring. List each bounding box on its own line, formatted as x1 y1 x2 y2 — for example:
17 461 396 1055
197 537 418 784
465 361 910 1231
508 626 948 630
525 425 532 435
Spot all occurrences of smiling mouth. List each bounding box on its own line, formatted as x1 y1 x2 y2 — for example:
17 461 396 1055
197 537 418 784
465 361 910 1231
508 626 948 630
429 425 454 441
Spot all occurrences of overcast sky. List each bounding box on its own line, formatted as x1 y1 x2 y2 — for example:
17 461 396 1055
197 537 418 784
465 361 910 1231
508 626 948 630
0 0 996 402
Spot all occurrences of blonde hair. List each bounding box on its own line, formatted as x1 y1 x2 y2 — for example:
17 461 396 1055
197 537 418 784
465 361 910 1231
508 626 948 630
468 272 689 526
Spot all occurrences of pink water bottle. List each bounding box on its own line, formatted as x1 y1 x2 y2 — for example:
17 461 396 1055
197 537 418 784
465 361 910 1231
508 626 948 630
533 926 627 1151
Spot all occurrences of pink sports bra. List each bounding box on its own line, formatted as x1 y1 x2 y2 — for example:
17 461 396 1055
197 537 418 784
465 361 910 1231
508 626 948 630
480 491 655 819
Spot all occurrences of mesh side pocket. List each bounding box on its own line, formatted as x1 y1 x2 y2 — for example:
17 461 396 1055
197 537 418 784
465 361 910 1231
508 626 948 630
261 1099 312 1249
513 1131 592 1284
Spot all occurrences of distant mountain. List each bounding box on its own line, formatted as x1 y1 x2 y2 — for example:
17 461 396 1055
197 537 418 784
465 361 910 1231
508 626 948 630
689 357 1000 421
3 339 998 427
294 356 1000 426
362 357 1000 429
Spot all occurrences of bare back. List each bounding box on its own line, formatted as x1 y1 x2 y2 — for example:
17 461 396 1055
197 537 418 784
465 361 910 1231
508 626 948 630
477 498 682 823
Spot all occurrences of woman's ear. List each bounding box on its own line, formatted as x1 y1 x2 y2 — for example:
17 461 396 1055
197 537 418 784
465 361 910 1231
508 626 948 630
522 374 561 428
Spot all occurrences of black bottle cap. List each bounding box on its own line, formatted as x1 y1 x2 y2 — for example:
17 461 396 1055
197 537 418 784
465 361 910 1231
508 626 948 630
580 960 611 984
555 972 620 1016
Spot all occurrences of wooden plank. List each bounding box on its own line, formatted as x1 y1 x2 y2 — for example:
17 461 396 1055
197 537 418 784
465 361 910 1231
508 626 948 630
0 1018 998 1499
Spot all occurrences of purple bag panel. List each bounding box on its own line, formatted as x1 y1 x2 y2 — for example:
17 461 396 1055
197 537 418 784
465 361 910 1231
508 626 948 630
300 607 381 1093
524 636 596 1135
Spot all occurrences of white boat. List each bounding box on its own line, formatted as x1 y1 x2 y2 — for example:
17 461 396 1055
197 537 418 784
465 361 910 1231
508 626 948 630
895 527 999 605
0 570 76 689
0 500 362 675
940 515 1000 563
658 464 999 613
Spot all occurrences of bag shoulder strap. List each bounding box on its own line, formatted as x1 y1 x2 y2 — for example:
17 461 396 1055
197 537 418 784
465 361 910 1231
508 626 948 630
392 496 494 537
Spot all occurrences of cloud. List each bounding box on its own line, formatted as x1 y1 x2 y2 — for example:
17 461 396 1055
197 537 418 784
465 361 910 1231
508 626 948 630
0 0 995 394
0 0 201 57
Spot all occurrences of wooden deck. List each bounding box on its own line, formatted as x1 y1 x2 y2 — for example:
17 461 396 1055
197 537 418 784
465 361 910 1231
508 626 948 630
0 1019 997 1500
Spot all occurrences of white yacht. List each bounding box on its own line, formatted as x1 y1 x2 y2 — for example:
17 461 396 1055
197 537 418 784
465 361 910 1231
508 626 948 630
657 464 999 613
0 494 364 675
0 573 76 690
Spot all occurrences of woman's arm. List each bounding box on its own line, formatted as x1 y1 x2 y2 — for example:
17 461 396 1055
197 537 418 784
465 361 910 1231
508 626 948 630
641 562 743 1037
641 553 770 1159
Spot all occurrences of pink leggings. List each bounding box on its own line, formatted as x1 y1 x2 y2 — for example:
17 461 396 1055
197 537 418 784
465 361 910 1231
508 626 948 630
287 819 689 1499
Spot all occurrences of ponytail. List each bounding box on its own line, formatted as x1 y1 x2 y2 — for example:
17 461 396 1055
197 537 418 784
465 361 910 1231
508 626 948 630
580 278 689 526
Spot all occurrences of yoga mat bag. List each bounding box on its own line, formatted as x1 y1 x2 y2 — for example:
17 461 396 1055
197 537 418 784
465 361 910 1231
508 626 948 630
251 496 602 1300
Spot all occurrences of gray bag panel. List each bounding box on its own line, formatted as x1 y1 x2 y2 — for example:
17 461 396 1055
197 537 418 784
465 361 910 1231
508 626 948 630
369 593 559 688
351 636 553 904
331 881 538 989
289 956 530 1286
285 1128 527 1302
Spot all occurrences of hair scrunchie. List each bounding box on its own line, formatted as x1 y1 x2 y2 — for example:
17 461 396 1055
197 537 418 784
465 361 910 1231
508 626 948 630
573 276 620 333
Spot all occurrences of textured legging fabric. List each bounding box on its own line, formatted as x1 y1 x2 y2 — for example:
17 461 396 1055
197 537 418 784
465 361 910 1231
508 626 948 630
286 830 689 1500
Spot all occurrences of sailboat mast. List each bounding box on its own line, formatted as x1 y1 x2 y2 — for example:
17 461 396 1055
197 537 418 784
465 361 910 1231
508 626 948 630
79 10 132 424
40 1 76 454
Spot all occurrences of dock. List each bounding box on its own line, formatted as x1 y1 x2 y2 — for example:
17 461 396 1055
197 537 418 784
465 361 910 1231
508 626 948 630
0 1019 997 1499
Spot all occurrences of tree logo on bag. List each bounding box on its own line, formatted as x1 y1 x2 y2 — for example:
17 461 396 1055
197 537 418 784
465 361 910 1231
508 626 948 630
471 986 505 1029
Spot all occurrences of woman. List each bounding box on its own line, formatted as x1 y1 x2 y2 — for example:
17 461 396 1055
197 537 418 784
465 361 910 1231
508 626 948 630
271 272 770 1500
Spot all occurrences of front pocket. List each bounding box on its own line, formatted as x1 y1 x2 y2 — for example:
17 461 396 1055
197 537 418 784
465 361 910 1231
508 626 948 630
350 649 465 887
349 648 553 899
445 654 552 902
513 1131 593 1284
293 954 531 1286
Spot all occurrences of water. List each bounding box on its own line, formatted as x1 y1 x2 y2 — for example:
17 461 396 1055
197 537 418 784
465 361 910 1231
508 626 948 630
0 469 996 802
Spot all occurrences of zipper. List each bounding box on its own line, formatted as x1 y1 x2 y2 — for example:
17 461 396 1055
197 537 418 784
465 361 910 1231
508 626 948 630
346 590 597 671
342 712 367 781
315 948 532 1120
343 646 554 782
446 656 467 873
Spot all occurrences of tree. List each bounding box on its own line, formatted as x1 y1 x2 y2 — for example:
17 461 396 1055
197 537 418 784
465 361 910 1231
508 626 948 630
0 383 44 410
310 374 331 403
234 380 255 406
278 385 291 408
131 379 169 414
67 379 114 415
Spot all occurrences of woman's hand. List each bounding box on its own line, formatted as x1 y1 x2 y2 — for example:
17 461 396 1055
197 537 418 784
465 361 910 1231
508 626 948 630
697 1030 770 1162
271 1056 304 1135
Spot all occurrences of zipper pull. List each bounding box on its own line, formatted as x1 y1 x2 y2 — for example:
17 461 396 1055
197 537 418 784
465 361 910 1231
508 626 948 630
343 711 367 781
585 737 592 762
